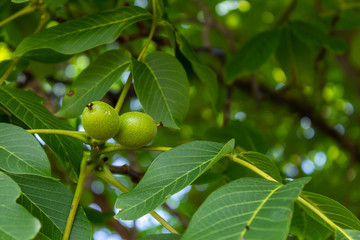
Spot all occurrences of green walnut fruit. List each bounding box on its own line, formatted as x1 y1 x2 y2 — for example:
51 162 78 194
81 101 120 140
114 112 157 148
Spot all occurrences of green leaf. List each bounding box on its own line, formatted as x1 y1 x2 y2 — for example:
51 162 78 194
132 52 190 129
13 6 151 62
0 123 51 177
206 120 269 154
299 191 360 231
225 29 280 84
56 50 131 118
275 27 315 84
290 20 347 53
336 229 360 240
236 151 282 182
115 139 235 220
181 177 310 240
0 172 40 240
176 33 218 106
9 174 92 240
0 86 83 178
140 233 182 240
290 203 332 240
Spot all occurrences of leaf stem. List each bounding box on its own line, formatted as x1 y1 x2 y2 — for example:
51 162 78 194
0 58 19 87
93 165 178 233
114 0 158 113
62 156 95 240
27 129 90 143
99 143 172 154
0 4 36 28
228 154 351 237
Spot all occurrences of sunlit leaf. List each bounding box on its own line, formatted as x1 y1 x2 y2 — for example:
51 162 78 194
181 177 310 240
115 140 235 220
299 191 360 231
133 52 190 129
0 123 51 177
335 229 360 240
0 172 40 240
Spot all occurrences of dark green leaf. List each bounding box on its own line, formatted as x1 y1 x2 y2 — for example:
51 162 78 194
133 52 190 129
9 174 92 240
0 172 40 240
290 20 347 53
0 123 51 177
225 29 280 84
206 120 269 154
182 177 310 240
275 27 315 84
13 6 151 62
56 50 131 118
299 191 360 231
290 203 332 240
176 33 218 106
115 139 235 220
0 86 83 178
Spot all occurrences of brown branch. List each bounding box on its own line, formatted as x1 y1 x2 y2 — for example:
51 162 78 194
223 86 233 127
235 80 360 163
190 0 235 52
108 164 144 183
277 0 298 25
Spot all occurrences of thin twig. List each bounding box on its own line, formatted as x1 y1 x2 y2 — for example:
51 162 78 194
277 0 298 25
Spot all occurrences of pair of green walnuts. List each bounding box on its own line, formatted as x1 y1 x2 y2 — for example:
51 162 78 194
81 101 157 148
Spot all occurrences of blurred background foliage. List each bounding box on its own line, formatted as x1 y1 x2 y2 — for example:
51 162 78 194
1 0 360 239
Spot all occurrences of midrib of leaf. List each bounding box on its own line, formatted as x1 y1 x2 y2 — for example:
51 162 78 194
2 88 76 171
68 60 130 108
297 196 354 240
143 60 177 125
119 144 225 215
231 154 355 240
15 13 149 55
0 145 40 174
239 184 282 238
